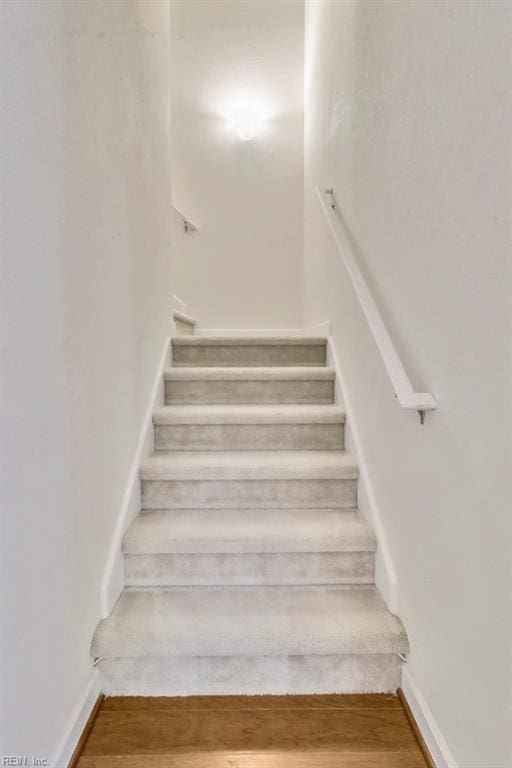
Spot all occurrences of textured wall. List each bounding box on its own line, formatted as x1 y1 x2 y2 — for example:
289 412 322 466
170 0 304 329
303 1 511 766
0 1 173 760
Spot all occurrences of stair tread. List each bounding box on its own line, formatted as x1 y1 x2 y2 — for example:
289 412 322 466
140 450 358 480
165 366 335 380
153 404 345 425
172 336 327 346
173 310 196 326
123 508 375 554
92 585 408 658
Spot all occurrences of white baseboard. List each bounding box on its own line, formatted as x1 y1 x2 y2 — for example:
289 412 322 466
195 321 331 337
100 335 170 617
401 667 457 768
50 669 101 768
326 336 398 613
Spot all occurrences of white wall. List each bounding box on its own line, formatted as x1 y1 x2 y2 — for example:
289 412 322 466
170 0 303 330
0 1 173 761
304 2 511 766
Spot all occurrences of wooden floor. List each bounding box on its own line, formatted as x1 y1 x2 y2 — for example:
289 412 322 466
75 694 430 768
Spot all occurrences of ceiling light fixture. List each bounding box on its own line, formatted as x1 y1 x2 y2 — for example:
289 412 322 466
228 104 263 141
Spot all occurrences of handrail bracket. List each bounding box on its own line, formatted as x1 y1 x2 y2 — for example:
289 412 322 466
172 204 198 234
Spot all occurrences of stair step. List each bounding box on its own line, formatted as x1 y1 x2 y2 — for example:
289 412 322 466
140 450 358 509
173 310 196 336
165 366 335 404
153 405 345 450
124 551 374 587
96 653 403 696
123 508 375 553
123 508 375 587
140 450 358 480
92 585 408 659
91 329 409 697
172 336 327 367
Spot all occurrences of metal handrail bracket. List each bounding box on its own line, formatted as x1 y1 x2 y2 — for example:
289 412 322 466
172 204 198 234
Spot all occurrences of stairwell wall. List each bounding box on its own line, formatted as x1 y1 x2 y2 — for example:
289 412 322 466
303 2 511 766
169 0 304 330
0 1 173 762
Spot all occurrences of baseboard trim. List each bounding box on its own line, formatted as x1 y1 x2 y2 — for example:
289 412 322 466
400 668 458 768
67 691 104 768
100 335 170 617
195 321 331 338
50 670 102 768
326 335 398 613
399 687 437 768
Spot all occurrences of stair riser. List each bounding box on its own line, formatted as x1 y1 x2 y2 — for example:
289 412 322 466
154 423 344 451
172 345 326 367
97 654 402 696
165 379 335 405
141 479 357 510
124 551 374 587
174 318 194 335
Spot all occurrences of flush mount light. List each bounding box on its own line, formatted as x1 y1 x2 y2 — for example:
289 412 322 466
228 104 263 141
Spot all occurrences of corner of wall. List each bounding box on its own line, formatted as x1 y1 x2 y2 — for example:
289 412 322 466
50 669 101 768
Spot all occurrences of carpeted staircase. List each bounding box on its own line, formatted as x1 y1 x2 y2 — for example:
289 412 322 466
92 334 408 695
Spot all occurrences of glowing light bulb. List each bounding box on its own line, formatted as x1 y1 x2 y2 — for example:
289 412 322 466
229 104 263 141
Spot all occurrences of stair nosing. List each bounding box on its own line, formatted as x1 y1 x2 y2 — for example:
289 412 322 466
173 310 196 326
172 336 327 346
164 366 336 381
153 404 345 425
140 450 359 481
92 585 409 659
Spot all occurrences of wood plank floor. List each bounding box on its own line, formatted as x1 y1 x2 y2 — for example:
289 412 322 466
77 694 429 768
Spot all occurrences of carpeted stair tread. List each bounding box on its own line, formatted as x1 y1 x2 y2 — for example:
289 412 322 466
153 404 345 425
92 328 408 695
122 508 376 554
164 367 336 405
140 450 358 481
171 337 327 367
164 366 335 381
92 585 408 658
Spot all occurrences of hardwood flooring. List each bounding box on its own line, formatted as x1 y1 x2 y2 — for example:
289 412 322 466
76 694 430 768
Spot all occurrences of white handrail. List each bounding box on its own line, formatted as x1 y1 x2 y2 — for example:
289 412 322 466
316 186 436 422
172 204 198 233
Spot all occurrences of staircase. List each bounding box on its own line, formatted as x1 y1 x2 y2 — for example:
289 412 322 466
92 335 408 695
